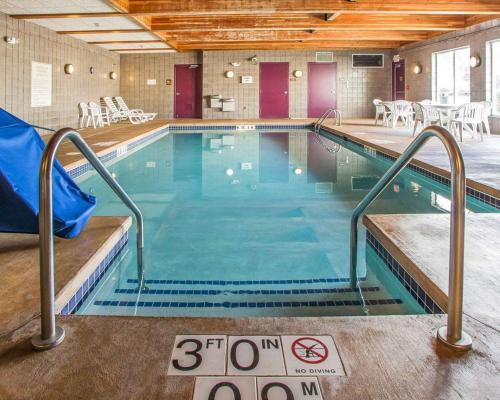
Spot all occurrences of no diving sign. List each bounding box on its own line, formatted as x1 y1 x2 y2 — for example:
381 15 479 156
282 336 345 376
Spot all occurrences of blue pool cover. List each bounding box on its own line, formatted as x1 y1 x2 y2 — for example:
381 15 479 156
0 108 95 238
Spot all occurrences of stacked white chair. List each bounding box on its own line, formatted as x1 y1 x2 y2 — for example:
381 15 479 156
449 102 485 141
114 96 157 121
391 100 414 128
88 102 105 129
412 102 442 136
480 100 492 136
101 97 129 123
78 102 91 129
373 98 392 126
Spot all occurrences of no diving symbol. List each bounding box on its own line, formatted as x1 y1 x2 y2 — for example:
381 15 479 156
291 337 329 364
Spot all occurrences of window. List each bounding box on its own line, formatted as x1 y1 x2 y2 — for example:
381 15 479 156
487 40 500 116
432 47 470 105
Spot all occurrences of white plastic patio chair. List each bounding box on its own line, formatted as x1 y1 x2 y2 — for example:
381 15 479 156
88 102 104 129
78 102 91 128
374 99 388 126
449 102 485 142
391 100 414 128
114 96 157 121
480 100 492 135
412 102 442 136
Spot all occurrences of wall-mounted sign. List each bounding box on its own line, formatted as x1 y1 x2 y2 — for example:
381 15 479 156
241 76 253 84
147 79 157 85
31 61 52 107
166 78 172 85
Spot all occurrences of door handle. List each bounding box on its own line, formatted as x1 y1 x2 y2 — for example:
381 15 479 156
176 92 181 96
284 91 288 95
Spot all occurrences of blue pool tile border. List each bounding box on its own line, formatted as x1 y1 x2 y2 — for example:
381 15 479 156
168 124 310 131
115 286 380 295
60 232 129 315
127 276 366 286
94 298 402 309
366 231 444 314
66 127 168 179
320 127 500 210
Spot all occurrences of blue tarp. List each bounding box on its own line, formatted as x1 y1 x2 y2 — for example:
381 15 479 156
0 108 96 238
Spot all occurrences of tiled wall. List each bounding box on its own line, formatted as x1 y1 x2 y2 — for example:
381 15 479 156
0 12 120 131
120 50 392 120
398 19 500 134
120 52 201 120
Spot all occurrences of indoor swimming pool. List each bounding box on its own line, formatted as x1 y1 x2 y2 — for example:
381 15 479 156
75 128 496 317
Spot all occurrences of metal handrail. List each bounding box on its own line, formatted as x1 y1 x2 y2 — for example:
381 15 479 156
349 126 472 351
31 128 145 351
314 108 342 134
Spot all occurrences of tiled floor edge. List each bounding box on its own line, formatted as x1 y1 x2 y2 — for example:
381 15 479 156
320 126 500 209
364 228 444 315
57 218 132 315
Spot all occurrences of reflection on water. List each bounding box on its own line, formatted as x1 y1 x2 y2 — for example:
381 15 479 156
76 130 495 318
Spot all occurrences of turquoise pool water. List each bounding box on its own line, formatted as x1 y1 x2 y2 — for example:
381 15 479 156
76 129 495 317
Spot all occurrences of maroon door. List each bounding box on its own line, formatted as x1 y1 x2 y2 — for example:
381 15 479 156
174 64 202 118
259 62 289 118
392 60 405 100
308 62 337 118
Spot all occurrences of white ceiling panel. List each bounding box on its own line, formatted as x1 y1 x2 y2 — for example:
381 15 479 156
70 32 159 42
99 42 170 50
118 49 176 54
30 16 141 31
0 0 114 15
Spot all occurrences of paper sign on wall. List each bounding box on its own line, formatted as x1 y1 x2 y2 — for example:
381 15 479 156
31 62 52 107
147 79 157 85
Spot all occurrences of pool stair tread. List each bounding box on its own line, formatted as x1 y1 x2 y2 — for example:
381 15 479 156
126 277 366 286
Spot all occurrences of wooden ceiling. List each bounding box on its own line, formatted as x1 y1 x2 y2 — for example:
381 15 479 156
11 0 500 52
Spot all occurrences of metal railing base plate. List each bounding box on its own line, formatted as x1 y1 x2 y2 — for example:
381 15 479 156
437 326 472 351
31 326 65 351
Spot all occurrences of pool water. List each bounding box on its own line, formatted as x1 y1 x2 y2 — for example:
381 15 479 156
76 129 495 317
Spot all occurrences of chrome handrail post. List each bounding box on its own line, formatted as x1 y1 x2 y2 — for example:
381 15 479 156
349 126 472 351
32 128 145 351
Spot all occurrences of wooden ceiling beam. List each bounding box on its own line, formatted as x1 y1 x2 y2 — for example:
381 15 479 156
176 40 401 50
325 13 341 21
163 30 429 42
102 0 179 51
129 0 500 15
151 14 466 32
110 48 175 52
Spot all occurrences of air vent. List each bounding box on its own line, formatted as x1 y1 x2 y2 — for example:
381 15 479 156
316 52 334 63
315 182 333 194
352 54 384 68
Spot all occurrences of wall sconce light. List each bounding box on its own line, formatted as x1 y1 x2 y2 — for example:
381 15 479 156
413 64 422 74
225 168 234 176
293 70 303 78
294 167 303 175
4 36 18 45
225 70 234 78
64 64 74 75
89 66 95 74
109 71 118 80
470 55 481 68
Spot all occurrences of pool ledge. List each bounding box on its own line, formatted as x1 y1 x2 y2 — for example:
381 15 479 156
0 216 131 338
0 314 499 399
363 213 500 329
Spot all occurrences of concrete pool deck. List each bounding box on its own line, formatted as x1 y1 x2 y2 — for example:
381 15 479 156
0 314 499 399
